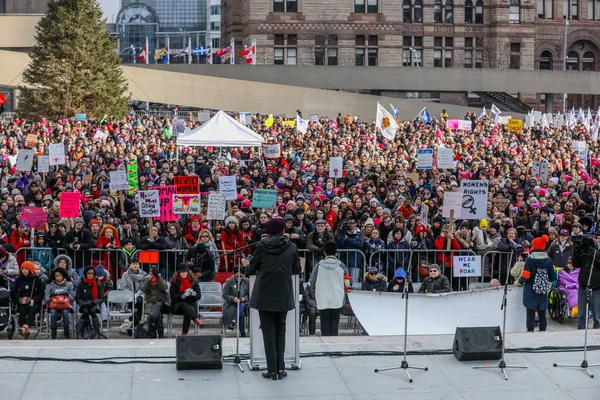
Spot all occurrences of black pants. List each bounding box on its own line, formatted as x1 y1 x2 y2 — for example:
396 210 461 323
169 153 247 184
17 303 41 327
259 310 287 373
81 304 100 322
526 309 547 332
320 308 341 336
174 302 198 334
303 308 317 335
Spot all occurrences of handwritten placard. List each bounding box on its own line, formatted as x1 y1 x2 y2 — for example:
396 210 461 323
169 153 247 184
59 192 81 218
154 185 178 222
138 190 161 218
218 175 238 200
174 175 199 194
207 192 227 221
173 194 201 214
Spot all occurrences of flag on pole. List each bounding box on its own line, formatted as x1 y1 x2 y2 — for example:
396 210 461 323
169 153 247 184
230 38 235 64
569 108 576 128
577 108 584 123
154 48 167 60
139 45 147 64
215 46 232 63
479 106 486 119
296 114 308 134
491 104 501 116
435 125 444 142
176 44 191 58
239 40 256 64
0 93 6 105
541 114 549 129
417 107 431 124
376 102 398 140
264 114 274 128
390 104 399 116
192 46 212 56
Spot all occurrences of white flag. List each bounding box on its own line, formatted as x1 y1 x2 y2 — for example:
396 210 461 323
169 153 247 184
569 108 576 128
375 102 398 140
491 104 501 116
296 114 308 134
479 106 486 119
541 114 549 129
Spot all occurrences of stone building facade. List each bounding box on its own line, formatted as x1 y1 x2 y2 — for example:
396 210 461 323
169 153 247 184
221 0 600 110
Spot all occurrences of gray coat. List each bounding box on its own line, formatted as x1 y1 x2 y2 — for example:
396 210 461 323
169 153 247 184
222 275 249 326
122 268 148 293
44 279 76 307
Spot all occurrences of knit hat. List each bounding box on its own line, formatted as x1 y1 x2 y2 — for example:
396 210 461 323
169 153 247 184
559 229 570 236
364 218 375 227
21 261 35 275
531 235 549 251
479 219 489 228
428 264 441 272
83 266 96 277
284 214 295 222
177 263 189 272
224 216 238 226
241 199 252 209
73 217 84 225
264 217 285 234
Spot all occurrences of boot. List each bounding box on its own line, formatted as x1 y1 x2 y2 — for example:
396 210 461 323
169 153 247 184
92 318 101 338
194 318 204 329
64 329 70 339
51 328 57 340
19 324 30 340
157 330 165 339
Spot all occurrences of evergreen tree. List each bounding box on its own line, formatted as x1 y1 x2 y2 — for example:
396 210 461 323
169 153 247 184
18 0 129 120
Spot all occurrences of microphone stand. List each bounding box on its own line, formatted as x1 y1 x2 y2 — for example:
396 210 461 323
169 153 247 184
374 251 429 383
553 247 599 378
223 274 244 372
473 251 527 380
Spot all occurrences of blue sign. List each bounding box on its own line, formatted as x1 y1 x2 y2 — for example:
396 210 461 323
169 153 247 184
417 149 433 170
251 189 278 209
75 113 87 121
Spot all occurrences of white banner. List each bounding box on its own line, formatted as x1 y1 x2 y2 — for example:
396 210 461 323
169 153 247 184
207 192 227 221
49 143 66 166
442 190 463 218
218 175 238 200
37 156 49 173
539 159 550 184
460 180 489 220
172 194 201 214
458 119 472 131
137 190 161 218
572 140 587 166
329 157 343 178
348 287 526 335
262 143 281 159
172 119 187 136
452 255 482 277
16 150 35 171
437 147 454 169
109 170 128 191
417 149 433 169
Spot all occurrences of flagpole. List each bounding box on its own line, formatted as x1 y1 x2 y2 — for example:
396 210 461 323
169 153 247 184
230 38 235 65
188 37 192 64
145 37 149 64
167 36 170 64
251 38 257 65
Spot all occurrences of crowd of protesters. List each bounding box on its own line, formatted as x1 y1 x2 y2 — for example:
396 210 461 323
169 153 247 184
0 105 600 340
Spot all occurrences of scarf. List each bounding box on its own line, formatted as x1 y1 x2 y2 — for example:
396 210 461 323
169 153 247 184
179 276 192 293
82 277 98 300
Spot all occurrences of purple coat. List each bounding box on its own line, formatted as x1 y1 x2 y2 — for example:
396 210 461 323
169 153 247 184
558 268 580 309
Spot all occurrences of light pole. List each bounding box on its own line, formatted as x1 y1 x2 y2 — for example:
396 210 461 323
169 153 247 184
562 16 569 113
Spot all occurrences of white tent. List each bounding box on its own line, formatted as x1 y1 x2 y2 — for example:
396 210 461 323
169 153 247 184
176 110 264 148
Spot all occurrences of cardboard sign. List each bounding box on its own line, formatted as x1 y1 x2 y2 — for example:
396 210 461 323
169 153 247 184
572 141 587 165
81 175 93 185
525 115 535 128
173 194 201 214
16 149 35 171
154 185 178 222
539 159 550 184
94 130 108 141
252 189 278 209
437 147 454 170
460 180 489 220
207 192 227 221
263 143 282 159
49 143 66 166
172 119 187 136
507 119 523 132
420 203 429 223
218 175 238 200
109 170 128 191
21 206 47 229
458 120 472 131
329 157 343 179
491 198 510 212
239 112 252 126
452 256 482 277
26 134 38 148
417 149 433 169
59 192 81 218
37 156 49 173
174 175 199 194
138 190 161 218
127 160 139 193
75 113 86 121
309 114 319 124
442 191 464 218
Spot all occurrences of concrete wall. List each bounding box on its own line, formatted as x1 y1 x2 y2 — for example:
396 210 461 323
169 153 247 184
0 15 41 48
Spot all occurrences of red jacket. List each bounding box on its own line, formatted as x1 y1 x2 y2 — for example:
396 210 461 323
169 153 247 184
434 236 461 268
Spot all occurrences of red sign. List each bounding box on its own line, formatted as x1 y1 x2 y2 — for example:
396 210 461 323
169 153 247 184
59 192 81 218
21 206 47 229
154 185 178 222
174 176 199 194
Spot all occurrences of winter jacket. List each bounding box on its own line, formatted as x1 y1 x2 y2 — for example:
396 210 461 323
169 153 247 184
1 253 20 277
360 273 388 292
140 275 170 314
187 244 216 282
246 235 301 312
434 236 461 268
518 251 557 311
122 267 148 293
418 275 451 294
203 241 220 272
29 246 54 272
222 275 250 326
387 268 414 293
337 228 365 273
169 278 201 312
386 237 410 271
76 278 105 307
53 255 80 288
546 240 573 268
63 228 95 268
558 268 580 309
11 274 45 304
471 227 493 255
309 255 349 310
44 279 76 306
306 230 335 261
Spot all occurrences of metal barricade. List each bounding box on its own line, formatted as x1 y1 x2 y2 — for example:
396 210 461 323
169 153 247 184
481 250 523 285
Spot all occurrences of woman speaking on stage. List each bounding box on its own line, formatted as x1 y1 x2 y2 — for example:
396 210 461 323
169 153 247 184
246 216 301 380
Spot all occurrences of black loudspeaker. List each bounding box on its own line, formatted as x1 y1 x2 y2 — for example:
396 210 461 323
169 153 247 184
453 326 502 361
176 335 223 370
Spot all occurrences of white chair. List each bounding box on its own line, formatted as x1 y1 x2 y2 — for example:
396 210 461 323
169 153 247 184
106 289 135 338
116 279 125 290
469 282 490 290
412 282 422 293
196 282 223 334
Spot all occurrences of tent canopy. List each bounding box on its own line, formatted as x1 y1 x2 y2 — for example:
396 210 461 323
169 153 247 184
176 110 264 148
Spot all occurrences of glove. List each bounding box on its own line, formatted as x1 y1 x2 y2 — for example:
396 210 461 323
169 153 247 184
181 292 189 299
189 290 196 296
517 282 524 287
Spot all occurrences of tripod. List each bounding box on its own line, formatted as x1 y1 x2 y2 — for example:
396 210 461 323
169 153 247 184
473 253 526 380
223 275 245 372
553 248 599 378
374 252 428 383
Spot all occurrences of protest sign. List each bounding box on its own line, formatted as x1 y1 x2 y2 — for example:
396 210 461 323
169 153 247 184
154 185 178 222
460 180 489 220
37 156 49 173
127 160 139 194
508 119 523 132
417 149 433 169
198 110 211 122
329 157 343 179
16 150 35 172
525 115 535 128
207 192 227 220
21 206 47 229
539 159 550 184
442 191 463 218
239 112 252 126
82 175 93 185
452 256 482 277
49 143 66 166
174 176 199 194
173 194 201 214
94 130 108 141
26 134 38 148
458 120 472 131
172 119 187 136
59 192 81 218
420 203 429 222
263 143 282 159
109 170 128 191
532 160 541 177
447 120 459 129
309 114 320 125
138 190 161 218
75 113 86 121
218 175 238 200
437 147 454 169
252 189 278 209
572 141 587 166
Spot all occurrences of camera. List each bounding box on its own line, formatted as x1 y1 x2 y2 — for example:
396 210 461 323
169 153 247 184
150 265 160 276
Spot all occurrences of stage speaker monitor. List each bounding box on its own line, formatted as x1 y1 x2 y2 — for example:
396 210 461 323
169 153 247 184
453 326 502 361
176 335 223 370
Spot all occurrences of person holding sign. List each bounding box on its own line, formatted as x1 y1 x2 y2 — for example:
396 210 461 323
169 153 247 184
433 225 460 288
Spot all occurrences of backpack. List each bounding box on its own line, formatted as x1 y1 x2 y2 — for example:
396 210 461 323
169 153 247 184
532 267 550 295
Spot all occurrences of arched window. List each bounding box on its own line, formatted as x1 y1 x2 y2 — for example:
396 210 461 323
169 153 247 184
583 52 595 71
465 0 473 23
567 51 579 70
434 0 442 22
475 0 484 23
414 0 423 22
539 51 552 70
445 0 453 22
509 0 521 23
403 0 412 22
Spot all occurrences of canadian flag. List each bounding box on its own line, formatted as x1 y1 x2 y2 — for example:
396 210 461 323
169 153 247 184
238 40 256 64
0 93 6 105
139 46 147 64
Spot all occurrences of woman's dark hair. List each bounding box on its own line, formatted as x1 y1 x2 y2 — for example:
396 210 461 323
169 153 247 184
170 270 197 285
233 266 245 274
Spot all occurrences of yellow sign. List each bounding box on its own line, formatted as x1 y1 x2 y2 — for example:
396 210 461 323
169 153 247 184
281 119 296 128
507 119 523 132
264 114 274 128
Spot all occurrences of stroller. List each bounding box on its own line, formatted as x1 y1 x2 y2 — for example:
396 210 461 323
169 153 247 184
0 275 16 339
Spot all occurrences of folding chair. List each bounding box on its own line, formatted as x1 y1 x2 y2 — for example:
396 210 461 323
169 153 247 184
196 282 224 334
106 290 135 338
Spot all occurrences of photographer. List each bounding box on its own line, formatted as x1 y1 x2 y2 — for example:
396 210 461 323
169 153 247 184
306 219 334 277
140 265 169 338
186 242 215 282
572 234 600 329
336 215 364 283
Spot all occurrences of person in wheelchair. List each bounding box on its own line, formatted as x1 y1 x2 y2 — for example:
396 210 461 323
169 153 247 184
299 279 317 336
558 258 580 318
139 265 170 338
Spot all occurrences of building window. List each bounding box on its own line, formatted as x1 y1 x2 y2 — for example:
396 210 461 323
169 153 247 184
434 49 442 67
583 52 595 71
563 0 569 17
402 36 423 66
355 48 365 65
403 0 412 22
315 35 337 65
274 34 297 65
445 0 453 22
589 0 600 19
475 0 484 23
367 0 378 12
274 48 284 64
414 0 423 22
273 0 297 12
571 0 579 18
210 5 221 15
433 36 453 67
355 0 378 12
464 52 473 68
212 38 220 49
510 42 520 53
445 50 453 67
288 34 297 45
210 21 220 31
465 0 473 23
539 50 552 69
356 35 378 65
567 51 579 70
434 0 442 22
510 55 521 69
275 34 285 45
368 48 378 66
355 0 365 12
538 0 553 18
475 50 483 68
509 0 520 23
287 48 297 65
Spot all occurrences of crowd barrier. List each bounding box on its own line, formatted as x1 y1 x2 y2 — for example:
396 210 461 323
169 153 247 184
297 249 366 283
481 250 525 285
